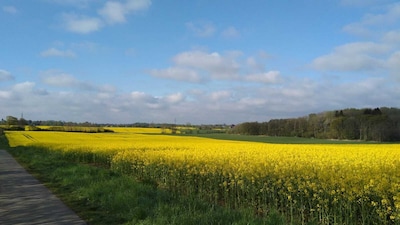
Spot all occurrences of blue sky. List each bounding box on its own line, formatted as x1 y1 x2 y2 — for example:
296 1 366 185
1 0 400 124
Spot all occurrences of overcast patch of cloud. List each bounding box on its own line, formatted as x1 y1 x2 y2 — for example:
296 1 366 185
387 51 400 80
0 71 398 124
148 67 204 83
2 6 18 14
311 42 388 72
186 21 216 37
60 0 151 33
129 91 183 110
343 3 400 36
44 0 93 8
382 30 400 44
245 71 282 83
98 0 151 24
221 26 240 38
41 71 79 87
340 0 395 7
172 50 240 80
312 2 400 77
149 50 283 85
40 48 76 58
0 69 14 81
98 1 126 24
13 82 36 93
164 93 184 104
40 70 108 92
208 90 232 102
62 13 103 34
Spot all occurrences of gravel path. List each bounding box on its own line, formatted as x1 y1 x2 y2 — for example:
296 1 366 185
0 150 86 225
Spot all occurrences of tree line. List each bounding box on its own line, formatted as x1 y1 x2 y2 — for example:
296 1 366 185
229 107 400 142
0 116 113 133
0 116 229 134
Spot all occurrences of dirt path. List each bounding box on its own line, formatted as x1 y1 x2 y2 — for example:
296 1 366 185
0 150 86 225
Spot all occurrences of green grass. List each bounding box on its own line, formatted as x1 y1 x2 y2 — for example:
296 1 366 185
1 135 289 225
180 133 372 144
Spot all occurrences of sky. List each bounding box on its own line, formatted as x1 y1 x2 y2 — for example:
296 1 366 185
1 0 400 124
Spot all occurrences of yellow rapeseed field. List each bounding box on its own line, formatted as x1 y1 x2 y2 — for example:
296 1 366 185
5 128 400 224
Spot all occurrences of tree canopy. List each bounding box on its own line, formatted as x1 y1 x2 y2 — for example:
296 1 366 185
229 107 400 142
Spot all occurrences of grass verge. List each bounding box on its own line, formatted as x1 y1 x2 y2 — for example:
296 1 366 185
184 133 374 144
1 136 288 225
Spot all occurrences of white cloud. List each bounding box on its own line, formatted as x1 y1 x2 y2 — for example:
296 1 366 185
387 51 400 79
209 91 231 101
148 50 284 86
0 69 14 81
382 30 400 43
130 91 182 110
13 82 36 93
312 54 382 72
0 91 11 99
45 0 93 8
63 13 103 34
221 26 240 38
148 67 203 83
343 3 400 36
42 72 79 87
98 1 126 24
70 41 98 51
2 6 17 14
342 23 372 37
61 0 151 33
245 71 281 83
246 57 259 69
98 0 151 24
40 70 101 91
125 0 152 11
164 93 184 104
40 48 76 58
131 91 155 102
186 21 216 37
173 50 240 79
311 42 389 71
336 42 389 54
0 73 398 124
238 97 267 107
361 3 400 25
340 0 393 7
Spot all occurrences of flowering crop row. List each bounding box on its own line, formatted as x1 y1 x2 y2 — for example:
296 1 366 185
5 129 400 224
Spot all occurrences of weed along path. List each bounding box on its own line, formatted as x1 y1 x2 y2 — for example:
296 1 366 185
0 150 86 225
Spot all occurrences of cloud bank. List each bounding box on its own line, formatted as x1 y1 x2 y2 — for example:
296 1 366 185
1 1 399 125
61 0 151 34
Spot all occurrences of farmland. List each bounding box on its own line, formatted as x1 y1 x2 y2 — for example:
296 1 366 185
4 128 400 224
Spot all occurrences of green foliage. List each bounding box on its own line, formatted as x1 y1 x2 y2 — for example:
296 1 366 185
229 107 400 142
7 146 288 225
6 115 18 126
0 132 9 148
40 126 114 133
24 125 42 131
188 133 365 144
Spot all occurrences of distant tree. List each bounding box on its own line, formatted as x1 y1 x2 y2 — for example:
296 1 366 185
6 116 18 126
230 107 400 142
372 107 382 115
334 110 344 117
18 117 28 126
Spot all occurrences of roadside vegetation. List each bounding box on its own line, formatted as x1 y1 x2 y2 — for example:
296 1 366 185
0 134 286 225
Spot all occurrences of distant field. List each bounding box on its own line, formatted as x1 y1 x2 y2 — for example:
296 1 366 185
187 133 383 144
5 127 400 224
